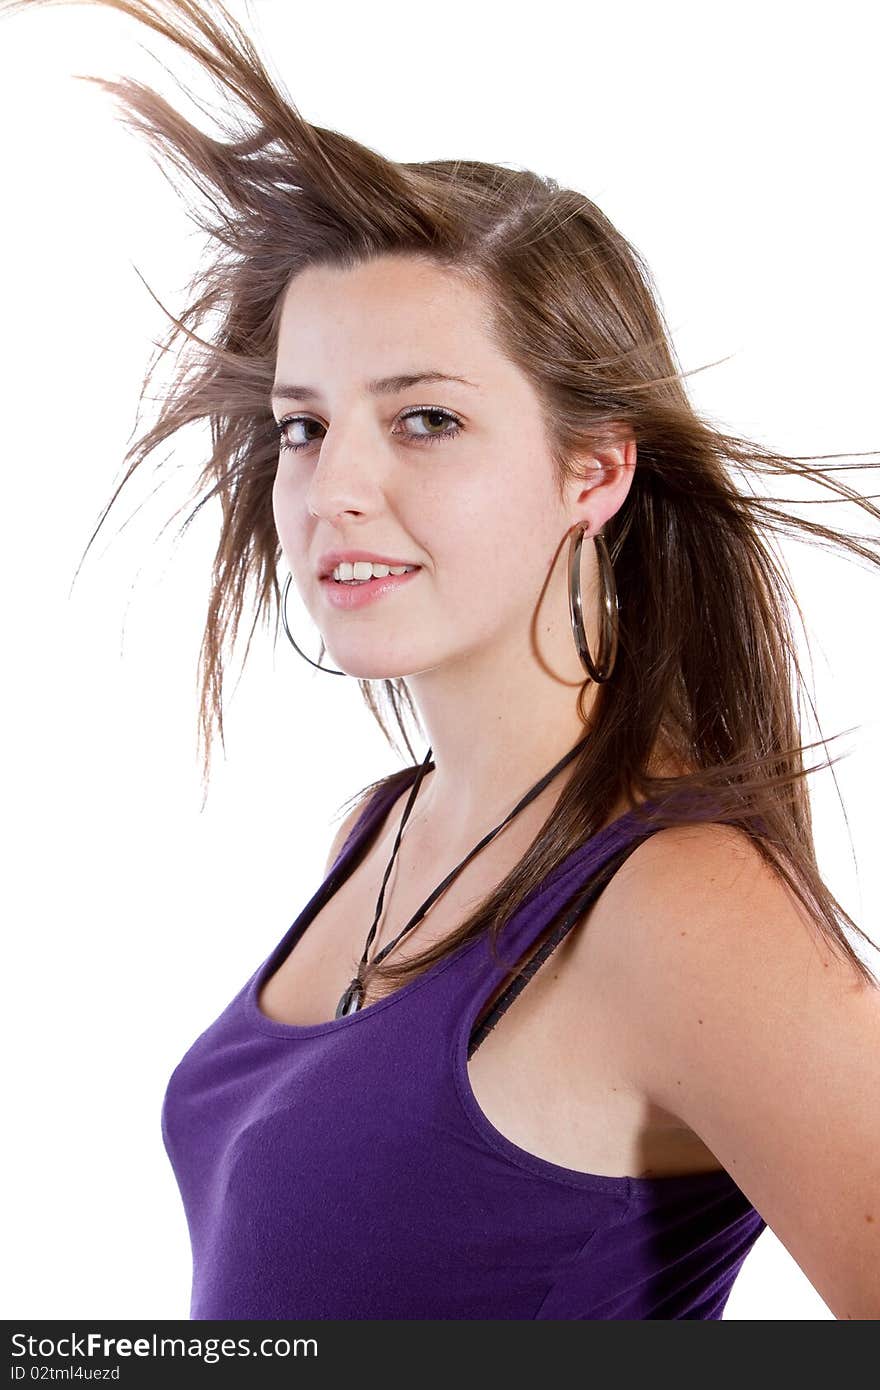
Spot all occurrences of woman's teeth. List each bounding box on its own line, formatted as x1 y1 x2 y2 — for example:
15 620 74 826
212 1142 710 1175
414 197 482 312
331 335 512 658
332 561 416 584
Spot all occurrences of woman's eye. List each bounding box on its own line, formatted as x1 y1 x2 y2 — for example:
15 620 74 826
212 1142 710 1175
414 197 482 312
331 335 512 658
276 416 324 452
398 407 462 444
274 407 462 454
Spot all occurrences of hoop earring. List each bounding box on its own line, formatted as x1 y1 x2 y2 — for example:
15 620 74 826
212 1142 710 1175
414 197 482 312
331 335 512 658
280 572 348 676
568 524 619 682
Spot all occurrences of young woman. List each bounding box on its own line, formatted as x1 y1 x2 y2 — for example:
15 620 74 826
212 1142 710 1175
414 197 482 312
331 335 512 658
19 0 880 1320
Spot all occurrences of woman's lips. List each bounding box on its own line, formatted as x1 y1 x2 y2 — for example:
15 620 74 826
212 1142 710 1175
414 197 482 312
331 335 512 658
318 567 422 609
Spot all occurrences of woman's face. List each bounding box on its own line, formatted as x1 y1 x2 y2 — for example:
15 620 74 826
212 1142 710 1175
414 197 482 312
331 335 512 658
271 253 617 681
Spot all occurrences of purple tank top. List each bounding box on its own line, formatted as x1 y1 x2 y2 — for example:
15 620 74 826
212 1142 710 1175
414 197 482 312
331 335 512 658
161 769 766 1319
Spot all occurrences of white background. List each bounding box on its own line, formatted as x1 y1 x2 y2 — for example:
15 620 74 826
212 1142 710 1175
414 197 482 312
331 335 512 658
2 0 879 1321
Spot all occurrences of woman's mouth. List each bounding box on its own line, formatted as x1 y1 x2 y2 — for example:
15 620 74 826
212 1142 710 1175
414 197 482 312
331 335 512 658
319 566 422 609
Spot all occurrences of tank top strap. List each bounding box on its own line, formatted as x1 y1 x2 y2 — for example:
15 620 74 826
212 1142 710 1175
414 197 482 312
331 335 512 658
327 771 419 878
461 803 670 1057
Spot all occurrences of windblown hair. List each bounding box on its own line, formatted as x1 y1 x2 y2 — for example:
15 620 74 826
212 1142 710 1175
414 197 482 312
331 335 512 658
10 0 880 992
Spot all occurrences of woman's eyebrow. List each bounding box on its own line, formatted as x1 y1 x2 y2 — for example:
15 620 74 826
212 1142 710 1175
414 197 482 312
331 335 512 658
270 371 479 404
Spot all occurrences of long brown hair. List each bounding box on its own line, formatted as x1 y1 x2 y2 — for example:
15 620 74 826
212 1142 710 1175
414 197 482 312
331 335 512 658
10 0 880 992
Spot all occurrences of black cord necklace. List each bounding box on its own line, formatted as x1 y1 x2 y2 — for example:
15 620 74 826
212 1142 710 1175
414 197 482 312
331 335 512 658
334 731 591 1017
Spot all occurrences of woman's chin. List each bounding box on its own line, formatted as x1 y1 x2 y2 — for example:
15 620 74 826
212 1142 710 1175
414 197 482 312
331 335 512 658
320 649 427 681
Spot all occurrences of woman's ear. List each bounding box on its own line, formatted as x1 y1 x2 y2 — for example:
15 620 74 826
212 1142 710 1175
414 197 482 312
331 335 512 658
566 434 637 533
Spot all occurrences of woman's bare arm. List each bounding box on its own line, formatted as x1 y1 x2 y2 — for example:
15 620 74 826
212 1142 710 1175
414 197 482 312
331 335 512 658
582 821 880 1320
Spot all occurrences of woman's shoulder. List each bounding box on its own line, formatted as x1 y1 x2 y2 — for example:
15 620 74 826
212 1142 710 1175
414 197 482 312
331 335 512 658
588 815 794 974
576 812 847 1109
322 770 413 873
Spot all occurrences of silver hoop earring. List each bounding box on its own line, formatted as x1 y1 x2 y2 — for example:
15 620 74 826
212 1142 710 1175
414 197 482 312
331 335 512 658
568 525 619 682
281 572 348 676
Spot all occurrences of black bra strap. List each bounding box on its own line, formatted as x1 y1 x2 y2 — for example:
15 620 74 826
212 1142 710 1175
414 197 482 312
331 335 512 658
467 831 656 1059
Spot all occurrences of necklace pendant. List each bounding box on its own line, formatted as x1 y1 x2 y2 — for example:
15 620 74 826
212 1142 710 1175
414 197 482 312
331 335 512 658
335 978 364 1018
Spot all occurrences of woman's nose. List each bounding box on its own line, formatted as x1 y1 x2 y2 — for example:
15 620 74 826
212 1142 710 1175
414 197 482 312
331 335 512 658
305 426 388 520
